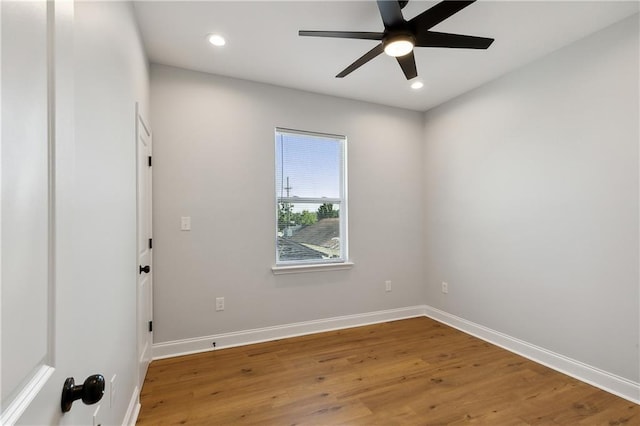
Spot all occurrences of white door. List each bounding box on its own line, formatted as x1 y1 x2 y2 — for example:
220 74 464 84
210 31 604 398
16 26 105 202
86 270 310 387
2 2 115 424
0 0 53 421
136 107 153 389
1 1 77 424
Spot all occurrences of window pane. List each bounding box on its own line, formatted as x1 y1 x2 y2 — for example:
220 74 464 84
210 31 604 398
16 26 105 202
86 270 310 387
275 131 342 199
277 202 341 262
275 128 346 266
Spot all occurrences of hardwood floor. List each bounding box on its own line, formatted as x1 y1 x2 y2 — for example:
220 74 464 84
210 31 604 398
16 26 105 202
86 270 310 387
137 317 637 425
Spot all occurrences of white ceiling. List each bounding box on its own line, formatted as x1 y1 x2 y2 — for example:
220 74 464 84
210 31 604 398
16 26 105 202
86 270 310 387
133 1 639 112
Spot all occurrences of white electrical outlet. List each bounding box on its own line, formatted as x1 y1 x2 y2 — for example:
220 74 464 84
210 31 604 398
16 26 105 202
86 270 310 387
215 297 225 311
385 280 392 292
442 282 449 294
110 374 116 408
180 216 191 231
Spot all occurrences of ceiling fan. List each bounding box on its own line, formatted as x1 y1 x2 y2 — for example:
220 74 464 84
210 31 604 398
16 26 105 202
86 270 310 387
299 0 494 80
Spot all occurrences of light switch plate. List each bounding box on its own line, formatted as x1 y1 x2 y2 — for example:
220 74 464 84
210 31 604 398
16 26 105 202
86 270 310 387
180 216 191 231
215 297 225 311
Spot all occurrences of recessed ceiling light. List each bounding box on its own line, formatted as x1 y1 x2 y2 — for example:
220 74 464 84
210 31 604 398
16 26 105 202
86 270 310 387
208 34 226 47
410 80 424 90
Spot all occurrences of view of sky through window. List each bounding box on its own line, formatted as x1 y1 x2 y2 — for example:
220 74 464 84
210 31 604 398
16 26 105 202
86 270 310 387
276 131 342 203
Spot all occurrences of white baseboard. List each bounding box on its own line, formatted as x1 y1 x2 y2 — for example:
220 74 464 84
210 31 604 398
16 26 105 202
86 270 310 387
152 305 426 360
149 304 639 405
424 305 640 405
122 385 141 426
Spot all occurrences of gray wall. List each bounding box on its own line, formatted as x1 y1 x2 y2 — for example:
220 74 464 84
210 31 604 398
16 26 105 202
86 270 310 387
422 15 639 382
150 65 425 343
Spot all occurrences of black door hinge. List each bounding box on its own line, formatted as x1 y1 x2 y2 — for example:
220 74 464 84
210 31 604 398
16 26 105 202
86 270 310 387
148 156 152 167
148 238 152 249
148 321 153 332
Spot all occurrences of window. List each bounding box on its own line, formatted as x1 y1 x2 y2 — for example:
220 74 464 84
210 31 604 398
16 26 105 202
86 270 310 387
275 128 347 266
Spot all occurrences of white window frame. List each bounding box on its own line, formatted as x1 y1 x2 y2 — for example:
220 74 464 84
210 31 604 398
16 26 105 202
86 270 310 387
273 127 349 271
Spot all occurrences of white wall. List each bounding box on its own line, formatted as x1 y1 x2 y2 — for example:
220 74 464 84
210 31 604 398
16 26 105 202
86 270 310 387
72 2 149 421
74 2 148 422
150 65 425 344
423 15 639 382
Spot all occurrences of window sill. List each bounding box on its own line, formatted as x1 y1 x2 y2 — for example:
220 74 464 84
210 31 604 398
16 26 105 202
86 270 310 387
271 261 354 275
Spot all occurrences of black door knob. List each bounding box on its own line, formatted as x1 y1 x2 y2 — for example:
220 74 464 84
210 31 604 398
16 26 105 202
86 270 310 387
139 265 150 274
61 374 105 413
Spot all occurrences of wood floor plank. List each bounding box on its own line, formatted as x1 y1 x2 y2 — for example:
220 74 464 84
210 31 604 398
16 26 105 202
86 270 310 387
137 317 637 425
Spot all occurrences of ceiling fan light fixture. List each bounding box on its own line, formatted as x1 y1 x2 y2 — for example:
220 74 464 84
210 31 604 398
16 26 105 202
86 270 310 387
410 80 424 90
383 35 414 57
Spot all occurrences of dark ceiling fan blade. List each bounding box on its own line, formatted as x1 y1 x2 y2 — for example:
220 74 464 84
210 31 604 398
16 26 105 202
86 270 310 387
376 0 405 29
415 31 494 49
299 30 384 40
336 44 385 78
409 0 476 33
396 51 417 80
